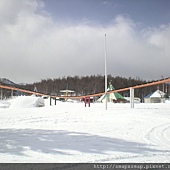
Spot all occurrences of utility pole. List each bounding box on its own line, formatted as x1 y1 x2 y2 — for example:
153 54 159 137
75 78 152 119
104 34 107 110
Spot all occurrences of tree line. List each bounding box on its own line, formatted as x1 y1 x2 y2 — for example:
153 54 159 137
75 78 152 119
23 75 167 102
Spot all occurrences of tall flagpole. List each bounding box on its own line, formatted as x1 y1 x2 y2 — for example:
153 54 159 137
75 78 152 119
104 34 107 110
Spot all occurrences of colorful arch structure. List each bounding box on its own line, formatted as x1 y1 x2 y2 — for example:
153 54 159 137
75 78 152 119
0 77 170 100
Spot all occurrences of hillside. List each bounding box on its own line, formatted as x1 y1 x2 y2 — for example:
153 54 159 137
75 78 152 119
24 75 160 101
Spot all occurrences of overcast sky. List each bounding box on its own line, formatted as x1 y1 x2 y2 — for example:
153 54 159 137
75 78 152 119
0 0 170 83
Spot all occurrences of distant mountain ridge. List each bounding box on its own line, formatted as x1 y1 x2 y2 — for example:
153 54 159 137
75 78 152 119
0 78 18 86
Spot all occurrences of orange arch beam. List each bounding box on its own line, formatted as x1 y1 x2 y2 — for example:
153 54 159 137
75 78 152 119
0 84 45 97
66 77 170 99
0 77 170 99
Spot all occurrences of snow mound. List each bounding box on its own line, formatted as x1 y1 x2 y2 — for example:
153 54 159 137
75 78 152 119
9 96 45 108
0 101 11 108
165 100 170 103
0 98 17 108
35 97 45 107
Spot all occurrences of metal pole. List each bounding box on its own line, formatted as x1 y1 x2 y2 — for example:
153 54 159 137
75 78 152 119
88 97 90 107
11 89 13 98
50 97 52 106
0 89 2 100
85 98 87 107
105 34 107 110
130 87 134 109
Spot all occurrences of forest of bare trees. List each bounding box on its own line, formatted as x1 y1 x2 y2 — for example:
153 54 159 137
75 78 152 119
23 75 167 102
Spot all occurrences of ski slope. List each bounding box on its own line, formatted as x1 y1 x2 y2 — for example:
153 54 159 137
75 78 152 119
0 96 170 163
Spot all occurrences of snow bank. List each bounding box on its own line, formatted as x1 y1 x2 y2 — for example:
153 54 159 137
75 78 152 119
0 98 16 108
9 96 45 108
0 101 10 108
165 100 170 103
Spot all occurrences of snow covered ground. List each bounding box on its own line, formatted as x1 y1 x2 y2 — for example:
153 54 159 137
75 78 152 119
0 96 170 163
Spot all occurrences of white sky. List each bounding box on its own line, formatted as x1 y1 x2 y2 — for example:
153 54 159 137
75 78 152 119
0 0 170 83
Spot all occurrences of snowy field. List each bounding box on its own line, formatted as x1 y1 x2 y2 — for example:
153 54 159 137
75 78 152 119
0 96 170 163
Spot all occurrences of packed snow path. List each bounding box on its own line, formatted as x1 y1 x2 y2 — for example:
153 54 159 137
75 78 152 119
0 97 170 162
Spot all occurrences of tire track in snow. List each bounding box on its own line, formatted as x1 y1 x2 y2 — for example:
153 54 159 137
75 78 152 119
92 151 170 163
145 123 170 149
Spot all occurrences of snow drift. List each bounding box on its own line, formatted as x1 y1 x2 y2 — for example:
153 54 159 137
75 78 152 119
9 96 45 108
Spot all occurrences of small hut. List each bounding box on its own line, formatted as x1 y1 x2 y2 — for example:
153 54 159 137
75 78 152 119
144 90 165 103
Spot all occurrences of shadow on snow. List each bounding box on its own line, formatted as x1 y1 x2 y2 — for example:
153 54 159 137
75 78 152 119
0 129 165 156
